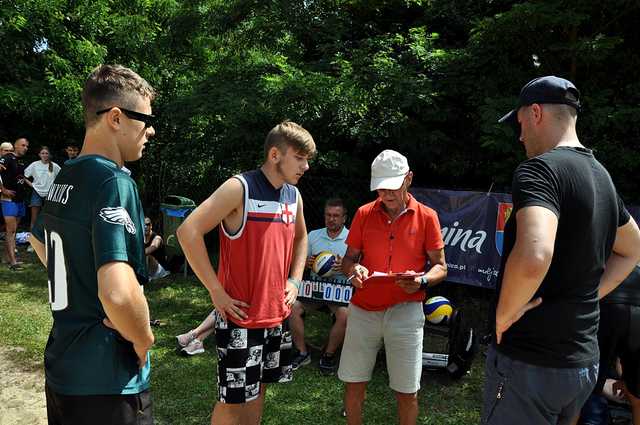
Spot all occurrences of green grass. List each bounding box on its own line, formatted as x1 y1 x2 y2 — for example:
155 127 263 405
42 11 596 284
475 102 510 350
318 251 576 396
0 259 53 368
0 251 484 424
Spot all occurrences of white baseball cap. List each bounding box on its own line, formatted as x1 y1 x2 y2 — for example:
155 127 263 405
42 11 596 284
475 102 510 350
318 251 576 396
370 149 409 191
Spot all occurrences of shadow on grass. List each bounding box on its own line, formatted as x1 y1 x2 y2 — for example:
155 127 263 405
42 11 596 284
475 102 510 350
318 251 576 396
0 259 52 368
0 265 49 297
0 265 212 322
0 250 485 424
146 288 484 425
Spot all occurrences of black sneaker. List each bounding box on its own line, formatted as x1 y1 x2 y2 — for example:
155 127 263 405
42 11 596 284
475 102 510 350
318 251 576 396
319 352 337 375
292 352 311 370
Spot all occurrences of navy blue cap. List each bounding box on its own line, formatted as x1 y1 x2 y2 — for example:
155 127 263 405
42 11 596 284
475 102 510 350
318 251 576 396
499 76 581 127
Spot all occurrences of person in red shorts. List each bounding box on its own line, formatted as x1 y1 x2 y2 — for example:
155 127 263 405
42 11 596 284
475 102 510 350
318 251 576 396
339 149 448 425
177 121 316 425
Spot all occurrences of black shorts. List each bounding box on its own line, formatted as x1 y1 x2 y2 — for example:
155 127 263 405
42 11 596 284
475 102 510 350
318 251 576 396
214 311 293 404
45 384 153 425
597 303 640 398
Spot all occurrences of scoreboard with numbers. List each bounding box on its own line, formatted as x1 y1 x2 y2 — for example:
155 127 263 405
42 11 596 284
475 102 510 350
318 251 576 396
297 278 353 306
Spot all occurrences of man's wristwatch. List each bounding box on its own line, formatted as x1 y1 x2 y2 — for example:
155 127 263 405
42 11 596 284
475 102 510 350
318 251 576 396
419 275 429 291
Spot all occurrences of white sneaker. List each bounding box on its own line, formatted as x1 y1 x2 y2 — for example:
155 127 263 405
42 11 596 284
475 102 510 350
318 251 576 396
181 338 205 356
176 330 197 348
149 264 169 280
26 245 34 253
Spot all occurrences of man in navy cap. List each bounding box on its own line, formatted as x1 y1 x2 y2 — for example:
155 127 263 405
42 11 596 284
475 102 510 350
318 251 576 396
482 76 640 425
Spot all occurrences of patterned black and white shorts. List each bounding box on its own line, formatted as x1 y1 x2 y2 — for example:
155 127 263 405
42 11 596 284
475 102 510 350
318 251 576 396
214 311 293 404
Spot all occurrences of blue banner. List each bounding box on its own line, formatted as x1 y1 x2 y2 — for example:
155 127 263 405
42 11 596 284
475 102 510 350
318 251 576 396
411 188 512 289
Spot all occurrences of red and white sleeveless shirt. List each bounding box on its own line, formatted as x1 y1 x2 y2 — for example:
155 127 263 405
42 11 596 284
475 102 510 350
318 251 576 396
217 169 298 328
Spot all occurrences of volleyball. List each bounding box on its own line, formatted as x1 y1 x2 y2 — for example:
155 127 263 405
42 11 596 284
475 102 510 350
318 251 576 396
424 296 453 324
312 251 337 278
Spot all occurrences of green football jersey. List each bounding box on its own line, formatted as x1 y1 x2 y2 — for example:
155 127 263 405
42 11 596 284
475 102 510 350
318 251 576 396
32 155 150 396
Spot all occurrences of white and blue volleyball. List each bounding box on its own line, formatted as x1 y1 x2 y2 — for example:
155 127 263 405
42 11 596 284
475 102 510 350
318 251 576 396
312 251 337 278
424 296 453 324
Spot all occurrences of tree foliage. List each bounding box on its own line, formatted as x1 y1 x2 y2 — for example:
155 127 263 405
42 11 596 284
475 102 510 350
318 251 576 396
1 0 639 208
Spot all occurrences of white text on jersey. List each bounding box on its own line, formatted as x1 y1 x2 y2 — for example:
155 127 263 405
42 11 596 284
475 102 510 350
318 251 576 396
47 184 74 205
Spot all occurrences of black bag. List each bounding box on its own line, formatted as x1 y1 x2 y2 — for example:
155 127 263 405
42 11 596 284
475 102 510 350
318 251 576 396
446 309 477 379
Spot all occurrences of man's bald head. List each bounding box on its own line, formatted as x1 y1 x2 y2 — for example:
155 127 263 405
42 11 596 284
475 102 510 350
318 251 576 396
13 138 29 157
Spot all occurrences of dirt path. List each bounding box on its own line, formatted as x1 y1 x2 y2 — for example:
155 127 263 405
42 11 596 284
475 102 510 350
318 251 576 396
0 347 47 425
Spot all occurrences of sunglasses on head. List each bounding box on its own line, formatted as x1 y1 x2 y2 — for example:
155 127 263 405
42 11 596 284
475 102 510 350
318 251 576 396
96 107 156 128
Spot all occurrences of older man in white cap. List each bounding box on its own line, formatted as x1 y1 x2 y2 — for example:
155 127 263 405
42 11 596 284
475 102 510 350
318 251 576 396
339 149 447 425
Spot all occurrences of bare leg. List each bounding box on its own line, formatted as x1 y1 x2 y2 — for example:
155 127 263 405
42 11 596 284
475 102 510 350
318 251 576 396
4 216 18 265
344 382 367 425
177 311 216 347
30 205 40 231
241 384 267 425
396 391 418 425
210 385 267 425
198 327 215 342
289 301 307 353
211 402 244 425
194 311 216 340
325 306 348 354
146 255 159 276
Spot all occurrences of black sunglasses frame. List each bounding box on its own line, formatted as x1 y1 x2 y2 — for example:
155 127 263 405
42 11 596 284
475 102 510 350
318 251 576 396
96 107 156 129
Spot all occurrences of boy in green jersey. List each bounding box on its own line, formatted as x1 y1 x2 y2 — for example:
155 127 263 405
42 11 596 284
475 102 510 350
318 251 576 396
30 64 156 425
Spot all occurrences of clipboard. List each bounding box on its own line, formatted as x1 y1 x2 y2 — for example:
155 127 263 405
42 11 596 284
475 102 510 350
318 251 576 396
363 271 424 284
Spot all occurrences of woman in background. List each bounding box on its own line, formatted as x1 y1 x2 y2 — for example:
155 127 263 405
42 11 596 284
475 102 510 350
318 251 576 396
24 146 60 230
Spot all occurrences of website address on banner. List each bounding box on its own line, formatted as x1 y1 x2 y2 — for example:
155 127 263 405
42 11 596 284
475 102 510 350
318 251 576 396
446 263 467 271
